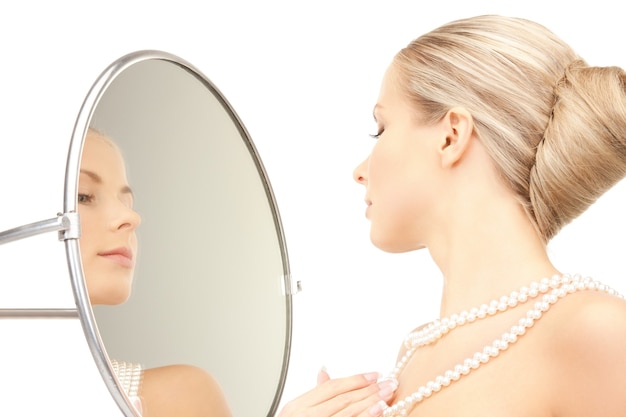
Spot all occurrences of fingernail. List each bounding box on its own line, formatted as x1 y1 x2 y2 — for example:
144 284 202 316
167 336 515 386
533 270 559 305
130 396 143 415
364 371 381 382
378 381 397 400
379 376 399 388
369 400 387 416
317 366 329 385
377 377 398 400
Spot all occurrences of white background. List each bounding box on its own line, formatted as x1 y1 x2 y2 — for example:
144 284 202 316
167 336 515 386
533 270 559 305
1 1 625 415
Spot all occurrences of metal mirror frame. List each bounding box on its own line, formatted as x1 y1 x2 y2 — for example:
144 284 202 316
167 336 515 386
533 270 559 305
65 50 294 416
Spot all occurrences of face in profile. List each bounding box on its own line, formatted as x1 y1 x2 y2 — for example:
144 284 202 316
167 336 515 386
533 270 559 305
78 130 141 305
353 65 444 253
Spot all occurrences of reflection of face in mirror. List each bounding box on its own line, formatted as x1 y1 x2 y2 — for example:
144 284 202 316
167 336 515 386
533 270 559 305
78 129 140 306
79 128 233 417
86 57 291 417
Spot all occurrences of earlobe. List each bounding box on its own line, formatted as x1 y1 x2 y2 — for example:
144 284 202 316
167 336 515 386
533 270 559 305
439 107 474 168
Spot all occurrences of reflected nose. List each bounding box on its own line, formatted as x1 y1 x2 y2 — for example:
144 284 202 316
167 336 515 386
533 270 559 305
353 156 369 185
114 204 142 231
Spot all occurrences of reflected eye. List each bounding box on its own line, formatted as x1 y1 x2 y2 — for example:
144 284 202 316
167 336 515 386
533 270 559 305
78 193 94 204
369 128 384 140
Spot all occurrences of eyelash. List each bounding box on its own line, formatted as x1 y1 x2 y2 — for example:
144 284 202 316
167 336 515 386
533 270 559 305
78 193 94 204
369 128 384 140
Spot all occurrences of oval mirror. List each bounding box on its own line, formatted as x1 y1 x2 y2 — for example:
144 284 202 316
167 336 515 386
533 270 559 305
65 50 293 417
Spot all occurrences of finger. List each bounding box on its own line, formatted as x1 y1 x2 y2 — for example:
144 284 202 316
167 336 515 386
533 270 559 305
278 376 397 417
283 371 379 412
309 372 380 405
348 378 399 417
312 377 398 417
317 366 330 386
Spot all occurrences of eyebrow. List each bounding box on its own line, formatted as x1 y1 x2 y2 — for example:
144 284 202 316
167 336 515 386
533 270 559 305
79 169 134 196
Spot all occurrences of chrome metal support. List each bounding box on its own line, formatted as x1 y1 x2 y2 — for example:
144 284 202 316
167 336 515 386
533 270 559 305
0 212 80 245
0 309 79 318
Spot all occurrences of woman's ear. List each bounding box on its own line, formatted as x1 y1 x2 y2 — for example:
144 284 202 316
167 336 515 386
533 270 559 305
438 107 474 168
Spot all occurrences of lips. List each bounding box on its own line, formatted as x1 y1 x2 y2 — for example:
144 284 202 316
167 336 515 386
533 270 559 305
98 247 134 268
364 199 372 218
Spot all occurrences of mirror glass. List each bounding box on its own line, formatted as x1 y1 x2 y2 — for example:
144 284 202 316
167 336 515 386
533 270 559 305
71 51 292 417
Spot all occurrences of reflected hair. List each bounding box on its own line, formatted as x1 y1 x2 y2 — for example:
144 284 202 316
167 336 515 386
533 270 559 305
393 15 626 242
86 126 121 151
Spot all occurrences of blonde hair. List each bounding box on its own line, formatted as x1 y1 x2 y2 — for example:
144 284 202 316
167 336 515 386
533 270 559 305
87 126 115 146
393 15 626 242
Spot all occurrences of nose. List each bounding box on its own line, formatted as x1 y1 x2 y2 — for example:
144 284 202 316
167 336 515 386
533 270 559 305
113 203 142 231
353 156 369 185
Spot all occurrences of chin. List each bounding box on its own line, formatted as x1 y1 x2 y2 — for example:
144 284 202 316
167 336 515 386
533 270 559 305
87 284 132 306
370 238 404 253
370 232 425 254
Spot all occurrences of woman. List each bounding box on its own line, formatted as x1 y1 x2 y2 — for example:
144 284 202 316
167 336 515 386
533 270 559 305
78 128 233 417
279 15 626 417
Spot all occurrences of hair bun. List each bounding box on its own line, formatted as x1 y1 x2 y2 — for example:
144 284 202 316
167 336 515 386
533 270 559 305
530 62 626 240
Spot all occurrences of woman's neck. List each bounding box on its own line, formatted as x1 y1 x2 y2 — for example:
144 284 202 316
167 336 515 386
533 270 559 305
427 195 560 318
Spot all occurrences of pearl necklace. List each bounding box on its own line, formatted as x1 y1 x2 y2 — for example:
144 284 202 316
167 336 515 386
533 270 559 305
381 274 623 417
110 359 143 400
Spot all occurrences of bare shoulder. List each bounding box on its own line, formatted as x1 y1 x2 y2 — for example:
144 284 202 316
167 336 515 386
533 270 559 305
546 290 626 417
553 290 626 350
140 364 232 417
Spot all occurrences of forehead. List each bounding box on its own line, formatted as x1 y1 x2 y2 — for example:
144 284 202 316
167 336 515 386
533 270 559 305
376 64 411 114
80 133 128 181
378 64 406 101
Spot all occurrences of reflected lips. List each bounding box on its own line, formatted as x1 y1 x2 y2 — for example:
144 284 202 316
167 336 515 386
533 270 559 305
98 247 133 268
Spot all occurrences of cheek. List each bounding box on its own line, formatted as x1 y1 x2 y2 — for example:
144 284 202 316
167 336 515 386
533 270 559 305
130 232 139 253
368 142 400 184
369 143 417 199
368 150 434 241
78 211 94 250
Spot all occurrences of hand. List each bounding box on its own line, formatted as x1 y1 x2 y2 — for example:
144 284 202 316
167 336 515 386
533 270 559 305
277 368 398 417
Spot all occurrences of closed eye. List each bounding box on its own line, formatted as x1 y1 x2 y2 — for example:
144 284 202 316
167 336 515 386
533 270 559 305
78 193 94 204
369 128 384 140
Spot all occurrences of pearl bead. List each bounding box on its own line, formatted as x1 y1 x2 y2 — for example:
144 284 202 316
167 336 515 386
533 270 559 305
441 375 451 386
428 381 441 392
519 317 533 327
